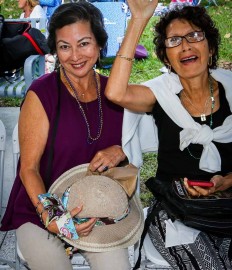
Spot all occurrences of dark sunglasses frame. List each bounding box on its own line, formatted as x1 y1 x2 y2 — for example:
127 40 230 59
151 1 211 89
165 31 205 48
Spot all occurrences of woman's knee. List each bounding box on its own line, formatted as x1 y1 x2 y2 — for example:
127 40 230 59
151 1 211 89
16 223 72 270
82 248 131 270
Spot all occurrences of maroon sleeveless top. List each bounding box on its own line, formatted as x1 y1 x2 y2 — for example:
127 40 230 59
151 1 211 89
1 71 124 231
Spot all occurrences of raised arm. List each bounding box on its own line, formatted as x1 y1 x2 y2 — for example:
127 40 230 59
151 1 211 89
105 0 158 112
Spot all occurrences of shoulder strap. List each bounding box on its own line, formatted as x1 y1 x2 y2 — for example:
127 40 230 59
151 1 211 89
45 68 61 188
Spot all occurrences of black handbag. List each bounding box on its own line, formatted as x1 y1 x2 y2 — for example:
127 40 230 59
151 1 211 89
146 176 232 236
133 176 232 269
0 15 50 76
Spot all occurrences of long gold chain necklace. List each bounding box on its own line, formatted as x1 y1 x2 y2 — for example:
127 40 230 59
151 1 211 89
184 76 215 159
182 77 214 122
62 67 103 144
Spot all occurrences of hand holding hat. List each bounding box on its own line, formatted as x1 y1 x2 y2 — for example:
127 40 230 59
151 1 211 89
37 192 96 240
47 163 144 252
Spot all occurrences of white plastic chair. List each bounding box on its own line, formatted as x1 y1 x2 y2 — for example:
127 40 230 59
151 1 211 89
133 174 171 269
142 207 171 268
12 124 19 178
0 119 6 219
0 120 21 270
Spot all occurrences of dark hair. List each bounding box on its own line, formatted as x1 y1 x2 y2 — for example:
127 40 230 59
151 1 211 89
47 2 108 65
154 5 220 70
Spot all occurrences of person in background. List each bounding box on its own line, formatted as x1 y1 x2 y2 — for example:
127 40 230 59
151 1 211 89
18 0 46 19
105 0 232 269
0 2 141 270
17 0 54 72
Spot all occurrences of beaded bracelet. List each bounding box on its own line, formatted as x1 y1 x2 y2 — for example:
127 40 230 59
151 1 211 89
116 53 135 62
39 208 47 224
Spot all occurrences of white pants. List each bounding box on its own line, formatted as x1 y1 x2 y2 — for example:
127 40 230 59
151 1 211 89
16 223 131 270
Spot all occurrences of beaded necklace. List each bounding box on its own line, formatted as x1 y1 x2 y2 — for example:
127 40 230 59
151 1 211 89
62 66 103 144
182 91 211 122
185 76 215 159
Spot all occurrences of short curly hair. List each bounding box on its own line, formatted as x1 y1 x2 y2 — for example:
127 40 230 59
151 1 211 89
47 2 108 65
154 5 220 70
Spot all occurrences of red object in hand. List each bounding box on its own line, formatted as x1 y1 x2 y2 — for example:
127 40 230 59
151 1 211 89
187 180 214 187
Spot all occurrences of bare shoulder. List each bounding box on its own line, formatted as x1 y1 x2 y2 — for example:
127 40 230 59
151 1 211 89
19 91 49 138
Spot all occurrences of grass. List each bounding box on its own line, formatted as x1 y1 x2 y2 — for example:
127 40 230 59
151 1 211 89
1 0 231 206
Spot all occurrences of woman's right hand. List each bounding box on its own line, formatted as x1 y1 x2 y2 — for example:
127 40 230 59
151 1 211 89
127 0 159 20
44 206 96 238
72 206 96 237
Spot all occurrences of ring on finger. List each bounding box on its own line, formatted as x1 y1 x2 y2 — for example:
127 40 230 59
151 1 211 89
103 166 109 172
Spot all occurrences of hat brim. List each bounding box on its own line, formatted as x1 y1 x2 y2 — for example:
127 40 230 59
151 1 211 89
49 164 144 252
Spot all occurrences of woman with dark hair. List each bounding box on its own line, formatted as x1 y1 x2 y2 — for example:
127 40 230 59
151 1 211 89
106 0 232 269
0 2 139 269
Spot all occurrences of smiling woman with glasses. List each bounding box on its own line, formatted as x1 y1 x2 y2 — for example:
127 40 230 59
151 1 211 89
105 1 232 270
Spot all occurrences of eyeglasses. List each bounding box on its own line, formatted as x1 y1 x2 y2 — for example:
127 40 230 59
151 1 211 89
165 31 205 48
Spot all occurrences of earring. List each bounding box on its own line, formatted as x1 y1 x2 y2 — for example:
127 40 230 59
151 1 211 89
167 64 171 74
208 56 213 66
98 52 101 63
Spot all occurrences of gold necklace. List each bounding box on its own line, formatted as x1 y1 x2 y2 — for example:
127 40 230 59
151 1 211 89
184 76 215 160
61 66 103 144
181 77 214 122
60 70 87 100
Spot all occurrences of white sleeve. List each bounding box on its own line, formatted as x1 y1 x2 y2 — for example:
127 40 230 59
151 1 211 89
122 109 158 168
30 5 47 19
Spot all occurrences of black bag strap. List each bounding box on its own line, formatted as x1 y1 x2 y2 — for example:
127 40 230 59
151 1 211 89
45 68 61 188
133 201 162 270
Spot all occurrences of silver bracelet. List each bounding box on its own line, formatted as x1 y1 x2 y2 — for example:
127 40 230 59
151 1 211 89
116 53 135 62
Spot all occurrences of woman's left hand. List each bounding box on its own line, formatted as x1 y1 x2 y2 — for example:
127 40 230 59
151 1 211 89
88 145 126 172
184 174 232 197
210 174 232 192
127 0 159 20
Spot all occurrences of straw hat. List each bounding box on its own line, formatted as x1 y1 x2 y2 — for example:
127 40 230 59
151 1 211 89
49 163 144 252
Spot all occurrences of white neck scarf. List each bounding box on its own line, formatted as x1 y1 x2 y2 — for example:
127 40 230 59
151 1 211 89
144 68 232 173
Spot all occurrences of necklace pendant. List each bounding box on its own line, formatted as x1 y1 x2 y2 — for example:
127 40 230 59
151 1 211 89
200 114 206 121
